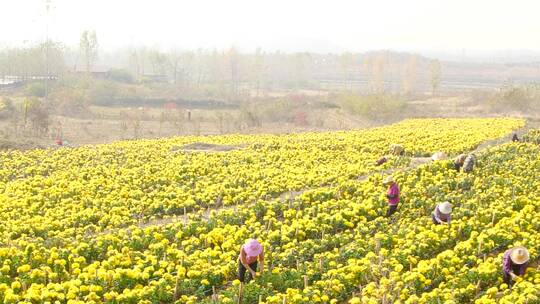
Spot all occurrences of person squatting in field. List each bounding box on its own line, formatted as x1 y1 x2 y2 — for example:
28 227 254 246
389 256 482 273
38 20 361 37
453 154 467 171
237 239 265 298
390 144 405 156
432 201 452 225
502 246 529 287
462 154 476 173
383 176 400 217
238 239 264 282
375 156 388 166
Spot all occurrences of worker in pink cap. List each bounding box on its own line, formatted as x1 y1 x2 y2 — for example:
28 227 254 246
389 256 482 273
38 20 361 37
238 239 264 299
238 239 264 282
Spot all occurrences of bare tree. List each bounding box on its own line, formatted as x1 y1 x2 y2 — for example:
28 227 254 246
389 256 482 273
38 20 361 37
149 49 167 75
79 30 98 75
372 53 386 94
251 47 264 97
340 52 354 91
402 54 419 96
227 47 239 95
429 59 442 96
168 49 182 85
195 48 205 87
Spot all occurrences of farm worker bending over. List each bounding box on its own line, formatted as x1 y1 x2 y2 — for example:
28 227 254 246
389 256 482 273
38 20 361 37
512 133 520 142
453 154 467 171
431 152 447 161
238 239 264 300
383 176 400 217
390 144 405 156
502 246 529 286
462 154 476 173
376 156 388 166
432 201 452 225
238 239 264 283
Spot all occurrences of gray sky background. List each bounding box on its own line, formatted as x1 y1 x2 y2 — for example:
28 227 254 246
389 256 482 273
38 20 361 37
1 0 540 58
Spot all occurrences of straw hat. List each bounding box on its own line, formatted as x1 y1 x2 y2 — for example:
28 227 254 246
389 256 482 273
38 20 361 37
431 152 447 161
243 239 263 257
510 247 530 264
438 201 452 214
383 176 395 184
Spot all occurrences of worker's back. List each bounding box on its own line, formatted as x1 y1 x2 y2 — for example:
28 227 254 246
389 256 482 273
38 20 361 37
463 154 476 173
390 144 404 156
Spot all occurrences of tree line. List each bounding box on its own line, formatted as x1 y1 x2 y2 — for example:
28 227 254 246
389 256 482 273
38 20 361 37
1 33 442 98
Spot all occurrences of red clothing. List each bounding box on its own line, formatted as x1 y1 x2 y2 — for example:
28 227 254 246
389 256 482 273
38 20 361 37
387 183 400 205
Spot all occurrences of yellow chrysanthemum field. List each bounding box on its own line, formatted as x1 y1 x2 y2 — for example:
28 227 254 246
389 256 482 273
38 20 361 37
1 118 539 304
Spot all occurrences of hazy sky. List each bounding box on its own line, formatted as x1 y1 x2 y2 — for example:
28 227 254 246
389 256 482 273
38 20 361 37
2 0 540 54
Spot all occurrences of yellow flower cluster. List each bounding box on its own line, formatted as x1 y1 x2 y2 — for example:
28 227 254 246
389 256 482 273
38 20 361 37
0 118 528 303
257 141 540 304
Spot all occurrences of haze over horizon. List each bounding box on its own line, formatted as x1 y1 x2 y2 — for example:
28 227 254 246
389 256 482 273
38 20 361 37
2 0 540 62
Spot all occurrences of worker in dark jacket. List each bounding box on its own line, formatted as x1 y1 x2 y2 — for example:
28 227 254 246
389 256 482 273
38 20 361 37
463 154 476 173
512 133 520 142
454 154 467 171
376 156 388 166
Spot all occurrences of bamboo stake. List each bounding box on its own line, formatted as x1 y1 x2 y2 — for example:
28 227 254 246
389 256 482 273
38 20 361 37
173 276 180 300
212 286 218 302
237 283 244 304
478 238 483 255
375 238 381 255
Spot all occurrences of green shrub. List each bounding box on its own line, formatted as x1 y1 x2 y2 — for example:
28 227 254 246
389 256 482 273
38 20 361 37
522 129 540 144
108 69 134 83
0 98 14 118
24 82 47 97
337 94 406 121
88 80 120 105
487 84 540 111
